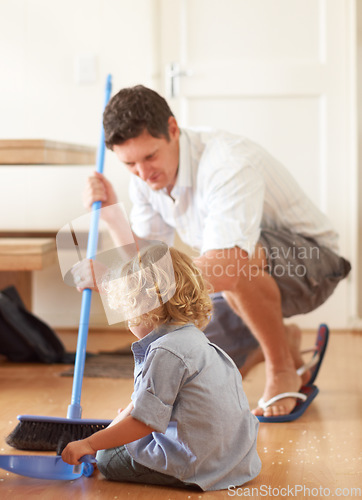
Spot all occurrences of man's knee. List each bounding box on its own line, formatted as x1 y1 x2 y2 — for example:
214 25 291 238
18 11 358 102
197 244 270 293
234 244 271 288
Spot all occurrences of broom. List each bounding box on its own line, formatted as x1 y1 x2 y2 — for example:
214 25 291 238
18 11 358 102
6 74 113 452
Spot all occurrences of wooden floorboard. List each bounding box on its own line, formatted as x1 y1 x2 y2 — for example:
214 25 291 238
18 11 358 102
0 329 361 499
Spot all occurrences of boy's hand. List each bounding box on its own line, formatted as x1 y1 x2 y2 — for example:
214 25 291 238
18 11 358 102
61 439 97 465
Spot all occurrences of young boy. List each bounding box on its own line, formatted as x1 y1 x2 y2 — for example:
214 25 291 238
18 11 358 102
61 242 261 491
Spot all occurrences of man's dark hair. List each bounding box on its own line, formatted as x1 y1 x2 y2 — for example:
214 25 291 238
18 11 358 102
103 85 174 149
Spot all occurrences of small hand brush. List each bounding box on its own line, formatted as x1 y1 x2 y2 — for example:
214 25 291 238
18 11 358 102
6 74 113 452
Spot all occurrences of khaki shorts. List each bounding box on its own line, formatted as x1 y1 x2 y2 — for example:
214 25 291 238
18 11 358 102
259 228 351 318
204 229 351 368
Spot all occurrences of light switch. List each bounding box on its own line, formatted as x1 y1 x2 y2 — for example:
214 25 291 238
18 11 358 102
74 53 97 84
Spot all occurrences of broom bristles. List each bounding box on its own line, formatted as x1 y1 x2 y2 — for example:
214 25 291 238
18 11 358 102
6 416 112 453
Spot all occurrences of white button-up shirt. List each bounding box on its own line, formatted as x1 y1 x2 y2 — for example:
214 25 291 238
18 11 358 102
129 128 338 255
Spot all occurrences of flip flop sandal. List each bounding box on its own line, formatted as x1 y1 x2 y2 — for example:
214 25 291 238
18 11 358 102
296 324 329 385
256 384 319 423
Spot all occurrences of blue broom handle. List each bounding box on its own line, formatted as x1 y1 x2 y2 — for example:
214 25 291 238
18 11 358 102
68 74 112 419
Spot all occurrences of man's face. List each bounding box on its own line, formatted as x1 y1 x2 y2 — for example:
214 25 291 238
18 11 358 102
113 117 180 193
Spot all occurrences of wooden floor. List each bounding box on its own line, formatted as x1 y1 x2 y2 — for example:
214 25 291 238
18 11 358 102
0 329 361 499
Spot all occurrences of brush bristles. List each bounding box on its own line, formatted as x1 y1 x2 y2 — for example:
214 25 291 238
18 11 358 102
6 421 109 453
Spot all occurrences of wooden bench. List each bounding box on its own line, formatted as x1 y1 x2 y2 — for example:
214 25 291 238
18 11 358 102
0 139 96 165
0 139 96 321
0 238 57 310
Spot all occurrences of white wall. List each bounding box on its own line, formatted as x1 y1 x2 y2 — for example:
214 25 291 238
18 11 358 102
356 0 362 320
0 0 159 327
0 0 359 329
0 0 158 144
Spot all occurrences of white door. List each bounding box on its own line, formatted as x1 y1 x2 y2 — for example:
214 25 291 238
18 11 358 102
157 0 355 329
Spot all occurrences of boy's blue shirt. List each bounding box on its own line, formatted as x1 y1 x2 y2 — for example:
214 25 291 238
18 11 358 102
126 322 261 491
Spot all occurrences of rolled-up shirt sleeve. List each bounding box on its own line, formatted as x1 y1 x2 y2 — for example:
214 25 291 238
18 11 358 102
131 347 188 433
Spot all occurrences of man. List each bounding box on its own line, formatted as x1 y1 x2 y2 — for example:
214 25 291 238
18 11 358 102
82 85 350 419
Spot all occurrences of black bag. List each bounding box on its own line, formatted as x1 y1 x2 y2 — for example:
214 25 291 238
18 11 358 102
0 286 75 363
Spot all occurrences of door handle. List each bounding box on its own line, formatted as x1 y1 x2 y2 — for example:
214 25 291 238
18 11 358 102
165 62 193 98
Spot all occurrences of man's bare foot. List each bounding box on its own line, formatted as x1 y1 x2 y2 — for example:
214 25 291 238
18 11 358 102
252 367 303 418
240 323 311 385
284 324 311 385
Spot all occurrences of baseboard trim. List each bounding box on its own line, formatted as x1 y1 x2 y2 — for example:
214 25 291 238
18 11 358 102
55 326 130 335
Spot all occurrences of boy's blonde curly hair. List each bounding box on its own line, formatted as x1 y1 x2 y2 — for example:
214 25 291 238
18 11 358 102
104 242 213 330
